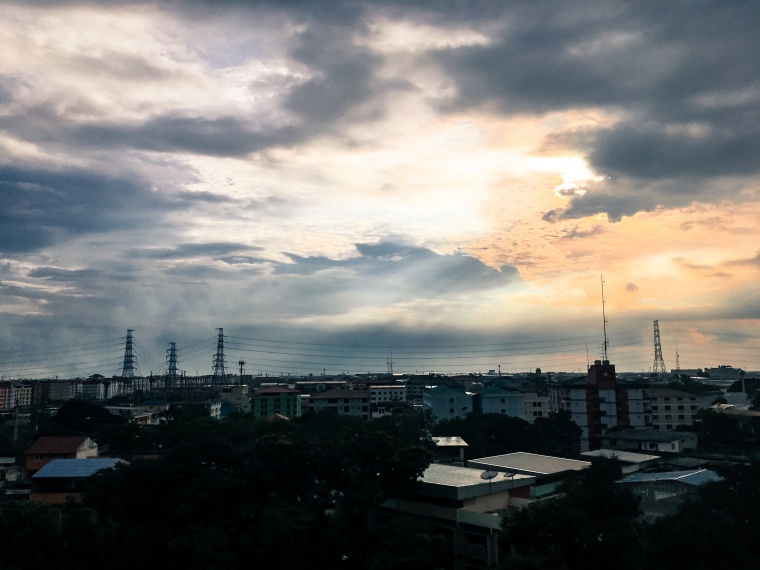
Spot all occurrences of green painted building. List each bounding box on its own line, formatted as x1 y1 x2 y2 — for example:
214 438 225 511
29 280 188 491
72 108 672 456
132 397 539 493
251 386 302 419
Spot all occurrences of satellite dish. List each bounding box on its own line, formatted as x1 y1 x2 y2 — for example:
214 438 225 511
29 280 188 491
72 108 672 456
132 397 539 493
503 472 515 478
480 470 499 480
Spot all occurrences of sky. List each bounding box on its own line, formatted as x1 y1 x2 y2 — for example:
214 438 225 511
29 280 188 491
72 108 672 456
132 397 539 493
1 0 759 378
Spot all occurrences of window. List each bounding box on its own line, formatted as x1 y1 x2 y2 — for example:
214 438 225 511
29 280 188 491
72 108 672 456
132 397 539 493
677 405 684 411
652 405 659 410
664 405 672 410
691 405 698 410
449 398 454 403
678 415 685 420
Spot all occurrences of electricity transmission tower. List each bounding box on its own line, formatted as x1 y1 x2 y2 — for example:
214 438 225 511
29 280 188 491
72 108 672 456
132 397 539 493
166 342 179 387
652 320 667 376
121 329 136 378
212 328 227 385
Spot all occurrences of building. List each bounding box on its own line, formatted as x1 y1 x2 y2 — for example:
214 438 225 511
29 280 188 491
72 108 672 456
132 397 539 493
30 458 125 505
648 388 711 430
251 386 302 419
581 449 661 474
80 380 106 401
423 385 473 420
25 436 99 476
219 385 252 414
617 468 721 519
552 360 651 451
467 452 590 499
382 463 535 569
475 387 550 423
302 389 370 420
602 428 698 453
369 384 407 405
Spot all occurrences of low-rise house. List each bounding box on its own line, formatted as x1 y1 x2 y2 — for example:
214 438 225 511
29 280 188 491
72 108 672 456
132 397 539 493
602 428 698 453
581 449 661 474
105 404 165 425
25 436 99 476
431 436 469 465
382 463 535 569
30 458 125 505
467 452 590 499
617 468 721 520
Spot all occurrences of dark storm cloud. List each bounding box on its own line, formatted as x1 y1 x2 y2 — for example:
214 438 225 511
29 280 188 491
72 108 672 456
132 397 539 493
0 165 176 254
127 242 260 260
275 241 520 295
428 1 760 220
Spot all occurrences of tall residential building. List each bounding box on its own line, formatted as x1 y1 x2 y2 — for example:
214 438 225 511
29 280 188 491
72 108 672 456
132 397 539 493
553 360 651 451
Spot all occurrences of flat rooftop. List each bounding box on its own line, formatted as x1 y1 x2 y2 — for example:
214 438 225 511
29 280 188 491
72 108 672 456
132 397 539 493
468 452 590 477
419 463 534 501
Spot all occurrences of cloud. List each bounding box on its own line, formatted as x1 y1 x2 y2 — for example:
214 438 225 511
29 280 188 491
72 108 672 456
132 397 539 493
27 267 101 281
625 283 638 292
275 241 520 295
0 165 177 254
127 242 261 260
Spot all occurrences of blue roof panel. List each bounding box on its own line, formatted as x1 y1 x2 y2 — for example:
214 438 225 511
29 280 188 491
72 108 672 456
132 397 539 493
32 458 124 479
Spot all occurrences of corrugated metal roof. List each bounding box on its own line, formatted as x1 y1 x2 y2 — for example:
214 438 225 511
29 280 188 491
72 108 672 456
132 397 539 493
432 436 468 447
618 469 721 486
32 458 125 479
582 449 660 463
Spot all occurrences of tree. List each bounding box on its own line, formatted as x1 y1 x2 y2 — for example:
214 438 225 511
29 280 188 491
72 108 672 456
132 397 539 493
501 458 642 570
0 501 61 570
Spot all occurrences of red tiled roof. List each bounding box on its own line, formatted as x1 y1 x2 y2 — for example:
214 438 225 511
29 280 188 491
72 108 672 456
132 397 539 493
25 436 89 455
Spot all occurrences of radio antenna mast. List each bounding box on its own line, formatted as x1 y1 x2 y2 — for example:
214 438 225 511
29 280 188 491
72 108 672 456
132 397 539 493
601 275 609 361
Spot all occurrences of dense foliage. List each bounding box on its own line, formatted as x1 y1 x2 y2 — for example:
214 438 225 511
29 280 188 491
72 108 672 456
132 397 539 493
434 410 582 459
1 411 442 570
501 458 760 570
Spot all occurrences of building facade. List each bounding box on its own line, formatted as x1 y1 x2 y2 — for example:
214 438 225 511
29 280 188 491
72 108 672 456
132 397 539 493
553 360 652 451
303 389 370 420
251 386 302 419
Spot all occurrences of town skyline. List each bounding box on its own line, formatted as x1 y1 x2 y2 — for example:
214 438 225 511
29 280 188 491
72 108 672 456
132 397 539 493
1 1 759 378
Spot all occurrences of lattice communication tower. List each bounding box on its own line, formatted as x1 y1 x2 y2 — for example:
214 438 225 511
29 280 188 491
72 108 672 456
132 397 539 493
121 329 136 378
212 328 227 385
652 320 667 375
